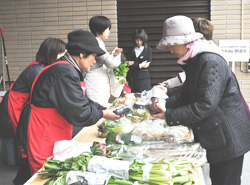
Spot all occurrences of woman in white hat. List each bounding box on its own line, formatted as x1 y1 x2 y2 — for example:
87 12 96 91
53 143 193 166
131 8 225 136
151 15 250 185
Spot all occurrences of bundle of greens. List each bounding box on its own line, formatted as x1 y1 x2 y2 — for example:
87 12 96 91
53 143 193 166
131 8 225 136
39 153 93 184
127 109 149 123
106 132 143 145
43 171 68 185
106 159 200 185
129 160 173 185
107 176 149 185
114 61 129 85
98 119 117 138
90 141 137 159
98 118 134 138
40 152 201 185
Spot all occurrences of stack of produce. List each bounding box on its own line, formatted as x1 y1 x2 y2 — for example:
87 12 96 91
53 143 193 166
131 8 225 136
104 132 206 164
98 117 192 140
39 134 206 184
39 153 93 185
99 93 192 141
40 154 201 185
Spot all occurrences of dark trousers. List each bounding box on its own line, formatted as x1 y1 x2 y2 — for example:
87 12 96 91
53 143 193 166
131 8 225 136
210 155 244 185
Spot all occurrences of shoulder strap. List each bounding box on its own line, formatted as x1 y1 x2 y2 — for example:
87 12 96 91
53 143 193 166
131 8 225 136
29 61 73 102
9 61 42 91
26 61 41 68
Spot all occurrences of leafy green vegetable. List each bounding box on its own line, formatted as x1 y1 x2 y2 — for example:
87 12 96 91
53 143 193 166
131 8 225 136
107 176 134 185
44 171 68 185
39 153 93 180
129 160 173 185
107 176 149 185
114 61 129 84
91 141 137 159
98 119 118 138
98 118 133 138
106 132 142 145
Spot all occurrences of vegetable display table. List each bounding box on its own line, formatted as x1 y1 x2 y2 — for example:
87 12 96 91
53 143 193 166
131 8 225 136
24 122 205 185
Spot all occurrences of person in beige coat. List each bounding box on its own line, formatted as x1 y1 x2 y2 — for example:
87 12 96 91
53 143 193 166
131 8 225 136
84 15 123 107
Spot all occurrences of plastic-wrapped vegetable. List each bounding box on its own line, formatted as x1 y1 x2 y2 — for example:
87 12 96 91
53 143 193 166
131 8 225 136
106 132 143 145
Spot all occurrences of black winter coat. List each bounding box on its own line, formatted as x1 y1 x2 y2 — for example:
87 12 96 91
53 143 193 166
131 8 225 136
126 46 152 93
31 58 102 127
165 52 250 164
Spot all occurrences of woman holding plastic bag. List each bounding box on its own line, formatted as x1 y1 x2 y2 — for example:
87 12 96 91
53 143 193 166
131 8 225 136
85 15 123 106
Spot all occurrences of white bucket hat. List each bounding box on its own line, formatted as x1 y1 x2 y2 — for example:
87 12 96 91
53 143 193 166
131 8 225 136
156 15 203 51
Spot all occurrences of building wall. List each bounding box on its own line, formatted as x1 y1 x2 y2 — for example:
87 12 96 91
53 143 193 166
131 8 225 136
211 0 250 103
1 0 250 105
0 0 118 86
117 0 210 85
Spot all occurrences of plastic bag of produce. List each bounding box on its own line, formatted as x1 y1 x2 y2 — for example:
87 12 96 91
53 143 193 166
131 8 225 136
66 171 110 185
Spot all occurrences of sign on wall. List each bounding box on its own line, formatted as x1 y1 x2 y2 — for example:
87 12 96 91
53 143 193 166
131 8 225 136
219 40 249 62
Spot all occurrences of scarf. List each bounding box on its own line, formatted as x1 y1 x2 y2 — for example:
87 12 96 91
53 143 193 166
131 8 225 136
63 52 82 73
177 39 202 65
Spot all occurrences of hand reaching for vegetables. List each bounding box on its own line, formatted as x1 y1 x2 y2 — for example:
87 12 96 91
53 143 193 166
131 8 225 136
149 102 166 120
113 48 123 56
139 60 150 68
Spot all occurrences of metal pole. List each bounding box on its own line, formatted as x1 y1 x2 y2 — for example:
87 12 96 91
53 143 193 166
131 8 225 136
1 42 5 90
1 27 11 88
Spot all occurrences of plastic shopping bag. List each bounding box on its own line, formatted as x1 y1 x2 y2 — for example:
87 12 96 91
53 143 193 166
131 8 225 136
110 69 124 98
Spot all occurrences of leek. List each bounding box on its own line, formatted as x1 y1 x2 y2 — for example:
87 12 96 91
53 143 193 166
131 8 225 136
129 160 173 185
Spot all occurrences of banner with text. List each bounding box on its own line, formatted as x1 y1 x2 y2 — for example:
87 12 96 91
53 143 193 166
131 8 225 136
219 40 249 62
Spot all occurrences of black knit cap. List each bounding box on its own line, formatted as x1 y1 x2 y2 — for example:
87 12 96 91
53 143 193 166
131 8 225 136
66 29 105 56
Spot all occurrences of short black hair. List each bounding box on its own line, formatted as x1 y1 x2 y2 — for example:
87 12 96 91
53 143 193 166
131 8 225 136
132 28 148 46
36 38 66 66
89 15 111 36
